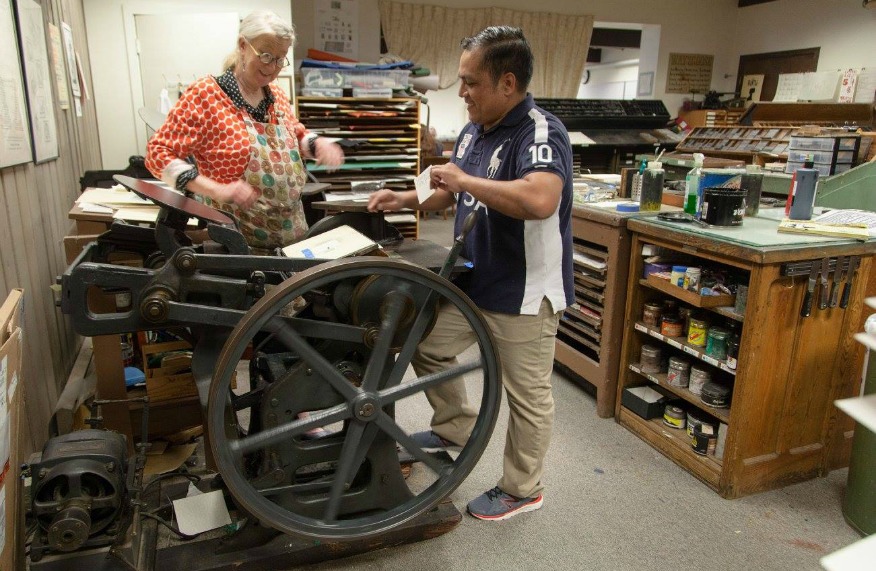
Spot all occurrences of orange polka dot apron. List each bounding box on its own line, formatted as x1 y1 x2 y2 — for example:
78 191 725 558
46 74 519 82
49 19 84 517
225 112 308 251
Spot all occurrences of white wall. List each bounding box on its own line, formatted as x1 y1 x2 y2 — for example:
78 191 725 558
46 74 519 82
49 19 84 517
83 0 291 169
731 0 876 71
88 0 876 165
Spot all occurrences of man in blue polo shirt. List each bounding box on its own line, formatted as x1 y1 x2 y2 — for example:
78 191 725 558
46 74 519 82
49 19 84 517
368 26 574 521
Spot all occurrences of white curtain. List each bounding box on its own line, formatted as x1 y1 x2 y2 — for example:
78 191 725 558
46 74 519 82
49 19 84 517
378 1 594 98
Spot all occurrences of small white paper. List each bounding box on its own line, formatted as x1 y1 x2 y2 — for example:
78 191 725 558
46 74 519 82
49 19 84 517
835 393 876 434
821 533 876 571
568 131 595 146
774 73 804 102
415 165 435 203
172 489 231 535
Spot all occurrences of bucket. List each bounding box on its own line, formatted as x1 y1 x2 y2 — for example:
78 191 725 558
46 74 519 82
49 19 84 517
701 188 745 226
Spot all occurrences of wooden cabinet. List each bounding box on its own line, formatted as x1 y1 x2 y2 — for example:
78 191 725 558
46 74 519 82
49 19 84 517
616 216 873 498
555 206 632 418
296 96 422 238
677 126 797 160
555 205 680 418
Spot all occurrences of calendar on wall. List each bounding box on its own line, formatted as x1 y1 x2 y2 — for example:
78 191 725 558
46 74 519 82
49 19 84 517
314 0 358 60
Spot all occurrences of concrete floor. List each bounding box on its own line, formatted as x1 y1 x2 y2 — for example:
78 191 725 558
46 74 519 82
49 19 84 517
287 215 861 571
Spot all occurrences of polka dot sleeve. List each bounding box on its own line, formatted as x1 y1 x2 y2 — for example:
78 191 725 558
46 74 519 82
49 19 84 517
145 78 211 184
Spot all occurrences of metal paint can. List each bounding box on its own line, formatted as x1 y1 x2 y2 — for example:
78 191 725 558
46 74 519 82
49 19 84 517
663 404 686 430
689 366 711 395
692 423 717 455
696 169 742 219
701 187 746 226
687 409 714 439
640 344 663 373
667 357 690 388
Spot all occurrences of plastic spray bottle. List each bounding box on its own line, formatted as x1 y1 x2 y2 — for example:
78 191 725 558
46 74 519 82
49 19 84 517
631 158 647 202
683 153 704 216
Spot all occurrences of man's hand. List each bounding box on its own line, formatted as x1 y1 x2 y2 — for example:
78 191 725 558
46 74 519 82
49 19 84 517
430 163 470 195
367 188 407 212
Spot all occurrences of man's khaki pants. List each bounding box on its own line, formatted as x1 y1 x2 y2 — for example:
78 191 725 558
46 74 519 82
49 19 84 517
412 298 560 499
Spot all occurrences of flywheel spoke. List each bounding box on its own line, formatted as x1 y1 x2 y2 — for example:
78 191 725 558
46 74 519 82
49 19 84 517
379 360 482 405
264 317 360 401
229 403 350 457
322 421 369 522
384 289 441 388
360 291 407 392
375 412 452 475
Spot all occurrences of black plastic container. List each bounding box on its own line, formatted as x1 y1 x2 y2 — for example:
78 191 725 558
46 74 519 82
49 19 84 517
701 187 745 226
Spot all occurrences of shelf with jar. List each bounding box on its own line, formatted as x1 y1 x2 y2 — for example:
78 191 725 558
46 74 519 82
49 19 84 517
616 216 874 498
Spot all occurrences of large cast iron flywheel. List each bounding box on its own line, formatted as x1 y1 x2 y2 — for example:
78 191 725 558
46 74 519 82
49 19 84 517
207 258 501 540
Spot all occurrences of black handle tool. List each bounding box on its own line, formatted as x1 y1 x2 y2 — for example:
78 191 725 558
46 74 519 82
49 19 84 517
828 255 844 308
818 257 831 311
840 256 860 309
800 259 819 318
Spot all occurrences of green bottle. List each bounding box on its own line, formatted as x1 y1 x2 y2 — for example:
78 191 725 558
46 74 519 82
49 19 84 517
684 153 704 216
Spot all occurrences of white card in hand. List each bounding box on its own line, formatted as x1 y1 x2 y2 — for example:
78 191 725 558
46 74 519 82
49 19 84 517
415 165 435 204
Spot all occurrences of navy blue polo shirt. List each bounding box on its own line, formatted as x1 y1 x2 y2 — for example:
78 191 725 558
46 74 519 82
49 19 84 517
451 94 575 315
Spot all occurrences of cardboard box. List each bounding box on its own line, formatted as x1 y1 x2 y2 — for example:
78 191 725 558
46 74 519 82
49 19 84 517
0 289 26 571
622 385 669 420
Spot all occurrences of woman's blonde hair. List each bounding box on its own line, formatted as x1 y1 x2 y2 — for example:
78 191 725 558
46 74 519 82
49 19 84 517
222 10 295 71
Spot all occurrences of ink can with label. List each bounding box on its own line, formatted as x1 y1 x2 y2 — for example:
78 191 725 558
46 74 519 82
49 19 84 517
663 404 686 430
667 357 691 388
688 317 708 347
640 345 663 373
689 366 711 395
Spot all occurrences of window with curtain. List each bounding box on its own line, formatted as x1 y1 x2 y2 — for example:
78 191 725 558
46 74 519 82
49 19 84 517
378 1 594 98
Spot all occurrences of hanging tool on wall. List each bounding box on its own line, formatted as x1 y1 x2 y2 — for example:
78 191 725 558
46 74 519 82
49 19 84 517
840 256 861 309
801 259 820 317
829 255 845 308
818 257 831 311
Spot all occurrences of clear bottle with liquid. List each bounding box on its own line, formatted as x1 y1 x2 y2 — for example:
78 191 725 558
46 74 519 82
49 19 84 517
639 161 665 212
683 153 704 216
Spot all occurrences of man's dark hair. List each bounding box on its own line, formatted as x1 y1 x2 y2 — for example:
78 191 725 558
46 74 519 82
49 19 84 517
460 26 533 92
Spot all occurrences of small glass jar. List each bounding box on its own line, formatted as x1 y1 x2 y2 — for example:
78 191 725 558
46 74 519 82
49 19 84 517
670 266 687 287
688 317 708 347
706 327 729 360
667 356 690 388
678 306 693 333
642 302 662 327
689 366 711 395
684 267 702 293
661 315 684 337
640 344 663 373
726 333 740 370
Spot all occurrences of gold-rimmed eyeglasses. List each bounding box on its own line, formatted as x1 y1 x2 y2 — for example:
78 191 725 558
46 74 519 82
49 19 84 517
245 39 291 69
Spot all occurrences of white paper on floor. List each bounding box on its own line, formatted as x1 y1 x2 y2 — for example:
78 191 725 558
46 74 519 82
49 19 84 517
172 489 231 535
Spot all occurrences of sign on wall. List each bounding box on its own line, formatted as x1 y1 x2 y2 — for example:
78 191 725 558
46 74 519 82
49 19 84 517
665 52 714 94
0 0 33 168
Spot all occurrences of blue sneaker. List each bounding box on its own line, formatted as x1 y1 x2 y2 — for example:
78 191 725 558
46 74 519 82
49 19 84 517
467 487 544 521
409 430 462 452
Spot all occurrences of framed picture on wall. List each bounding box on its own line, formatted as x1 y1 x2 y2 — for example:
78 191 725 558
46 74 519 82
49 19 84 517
0 0 33 168
16 0 59 163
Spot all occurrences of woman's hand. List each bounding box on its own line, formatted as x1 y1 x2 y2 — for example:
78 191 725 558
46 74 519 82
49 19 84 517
314 138 345 171
190 176 260 209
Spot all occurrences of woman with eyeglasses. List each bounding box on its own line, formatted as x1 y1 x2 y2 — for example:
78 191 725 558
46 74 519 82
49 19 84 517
146 10 343 251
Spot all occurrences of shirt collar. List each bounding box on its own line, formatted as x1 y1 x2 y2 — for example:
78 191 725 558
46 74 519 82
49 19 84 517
216 68 275 111
478 93 535 134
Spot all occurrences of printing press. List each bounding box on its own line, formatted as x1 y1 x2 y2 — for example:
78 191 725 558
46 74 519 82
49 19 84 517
29 176 501 570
